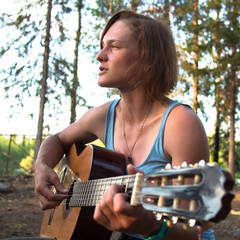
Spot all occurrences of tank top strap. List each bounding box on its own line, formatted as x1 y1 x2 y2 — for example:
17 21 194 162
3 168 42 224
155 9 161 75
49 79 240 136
104 99 120 150
158 100 182 159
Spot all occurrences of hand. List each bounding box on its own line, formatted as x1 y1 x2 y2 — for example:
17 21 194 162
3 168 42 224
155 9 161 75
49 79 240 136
93 164 161 237
34 162 68 210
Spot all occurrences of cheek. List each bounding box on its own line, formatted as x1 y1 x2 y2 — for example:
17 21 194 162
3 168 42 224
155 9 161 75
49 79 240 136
127 50 140 65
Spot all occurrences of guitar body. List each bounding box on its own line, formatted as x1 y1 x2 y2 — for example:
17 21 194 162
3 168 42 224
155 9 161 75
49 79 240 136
40 143 126 240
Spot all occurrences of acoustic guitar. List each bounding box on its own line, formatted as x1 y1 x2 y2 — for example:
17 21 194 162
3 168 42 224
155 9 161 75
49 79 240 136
40 143 234 240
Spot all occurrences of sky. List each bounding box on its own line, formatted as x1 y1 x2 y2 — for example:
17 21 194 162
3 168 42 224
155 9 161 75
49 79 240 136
0 0 238 140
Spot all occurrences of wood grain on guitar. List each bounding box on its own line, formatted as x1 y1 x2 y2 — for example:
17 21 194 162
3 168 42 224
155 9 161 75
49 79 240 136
40 144 234 240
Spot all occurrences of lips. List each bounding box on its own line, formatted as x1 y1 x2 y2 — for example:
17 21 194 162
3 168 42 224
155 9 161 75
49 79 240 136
99 66 108 74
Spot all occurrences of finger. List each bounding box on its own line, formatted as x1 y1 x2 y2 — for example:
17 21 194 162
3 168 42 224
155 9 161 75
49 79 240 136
94 203 112 230
113 192 133 215
100 184 119 214
36 193 62 210
127 164 144 175
35 185 67 210
53 180 69 194
94 184 123 229
48 171 69 194
35 179 68 206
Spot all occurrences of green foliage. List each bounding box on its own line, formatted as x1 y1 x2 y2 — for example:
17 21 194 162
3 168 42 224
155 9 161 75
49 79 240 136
208 132 240 172
235 172 240 186
0 135 35 175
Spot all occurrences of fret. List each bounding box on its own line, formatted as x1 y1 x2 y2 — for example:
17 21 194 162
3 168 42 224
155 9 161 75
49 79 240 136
68 174 137 207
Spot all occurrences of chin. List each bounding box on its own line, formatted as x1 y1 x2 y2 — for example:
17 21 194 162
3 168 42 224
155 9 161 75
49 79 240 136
98 79 115 88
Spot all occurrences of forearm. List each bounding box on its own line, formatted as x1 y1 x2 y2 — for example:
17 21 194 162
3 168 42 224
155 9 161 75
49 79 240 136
35 134 66 169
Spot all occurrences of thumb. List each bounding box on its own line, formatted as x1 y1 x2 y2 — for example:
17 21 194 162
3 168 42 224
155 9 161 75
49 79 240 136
127 164 144 175
51 172 68 194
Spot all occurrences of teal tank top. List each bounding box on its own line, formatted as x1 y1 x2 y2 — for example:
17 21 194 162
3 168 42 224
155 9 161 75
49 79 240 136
104 99 180 174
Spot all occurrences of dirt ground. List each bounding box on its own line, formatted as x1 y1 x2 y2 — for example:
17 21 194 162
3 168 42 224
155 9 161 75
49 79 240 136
0 174 239 240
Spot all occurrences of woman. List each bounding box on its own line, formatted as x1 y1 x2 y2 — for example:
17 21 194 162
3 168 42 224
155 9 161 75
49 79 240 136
34 10 214 240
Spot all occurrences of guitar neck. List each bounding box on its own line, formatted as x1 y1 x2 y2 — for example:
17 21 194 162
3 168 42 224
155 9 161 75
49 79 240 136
67 174 137 207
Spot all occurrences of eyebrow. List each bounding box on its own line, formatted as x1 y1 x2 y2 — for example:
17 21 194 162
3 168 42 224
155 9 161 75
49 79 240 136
101 39 124 48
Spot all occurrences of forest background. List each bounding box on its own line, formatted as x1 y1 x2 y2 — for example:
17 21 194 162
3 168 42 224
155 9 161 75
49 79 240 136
0 0 239 182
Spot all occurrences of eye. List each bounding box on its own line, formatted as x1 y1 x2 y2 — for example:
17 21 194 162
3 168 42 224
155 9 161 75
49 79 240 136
111 45 119 49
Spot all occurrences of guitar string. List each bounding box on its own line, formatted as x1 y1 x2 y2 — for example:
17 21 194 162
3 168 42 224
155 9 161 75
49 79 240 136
64 175 137 206
65 175 137 195
67 182 136 197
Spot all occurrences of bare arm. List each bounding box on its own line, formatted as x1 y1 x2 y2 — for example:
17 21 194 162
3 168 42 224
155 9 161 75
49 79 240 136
164 105 209 167
34 102 110 210
163 105 209 240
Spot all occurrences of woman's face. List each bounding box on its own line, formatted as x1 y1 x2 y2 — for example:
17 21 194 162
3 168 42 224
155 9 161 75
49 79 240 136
96 20 140 91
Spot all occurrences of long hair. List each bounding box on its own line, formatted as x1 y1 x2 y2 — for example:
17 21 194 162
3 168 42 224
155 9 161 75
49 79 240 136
100 10 178 101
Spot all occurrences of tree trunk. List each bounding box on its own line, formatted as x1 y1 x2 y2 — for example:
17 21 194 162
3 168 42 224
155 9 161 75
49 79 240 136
214 106 220 163
131 0 139 12
213 1 221 163
228 45 236 180
164 0 170 25
228 0 238 180
192 0 199 113
70 0 82 124
34 0 52 160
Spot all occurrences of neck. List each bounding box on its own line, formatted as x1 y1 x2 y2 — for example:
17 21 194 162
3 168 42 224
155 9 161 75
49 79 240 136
68 174 137 207
120 91 154 123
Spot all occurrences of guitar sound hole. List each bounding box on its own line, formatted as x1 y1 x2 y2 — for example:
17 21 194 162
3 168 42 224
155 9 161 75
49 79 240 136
65 180 76 211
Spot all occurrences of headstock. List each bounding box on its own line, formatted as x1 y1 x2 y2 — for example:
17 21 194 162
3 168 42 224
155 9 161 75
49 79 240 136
131 161 235 229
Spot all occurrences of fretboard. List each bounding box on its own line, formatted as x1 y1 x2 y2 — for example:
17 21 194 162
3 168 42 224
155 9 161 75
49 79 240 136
68 174 137 207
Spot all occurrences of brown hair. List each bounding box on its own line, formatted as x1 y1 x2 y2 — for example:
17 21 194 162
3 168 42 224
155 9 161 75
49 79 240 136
100 10 178 101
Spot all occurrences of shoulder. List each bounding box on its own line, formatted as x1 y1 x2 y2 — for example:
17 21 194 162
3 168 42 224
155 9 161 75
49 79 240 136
86 101 112 118
78 101 112 131
164 104 209 166
58 101 112 145
167 104 203 128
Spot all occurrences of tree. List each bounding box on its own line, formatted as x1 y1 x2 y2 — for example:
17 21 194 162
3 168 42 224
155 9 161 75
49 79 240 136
191 0 199 113
0 0 88 159
34 0 52 160
0 0 43 108
212 0 222 163
171 0 204 113
203 0 223 163
225 0 239 179
70 0 84 124
205 0 239 172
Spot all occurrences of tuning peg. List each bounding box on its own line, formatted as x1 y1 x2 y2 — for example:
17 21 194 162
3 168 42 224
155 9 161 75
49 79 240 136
165 163 172 170
199 160 206 167
188 219 196 227
166 217 177 228
181 161 187 168
154 212 162 221
183 219 197 230
171 216 178 224
207 162 218 167
194 162 199 167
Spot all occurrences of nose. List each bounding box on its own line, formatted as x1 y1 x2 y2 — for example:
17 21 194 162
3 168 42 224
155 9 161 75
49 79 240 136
96 47 107 62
